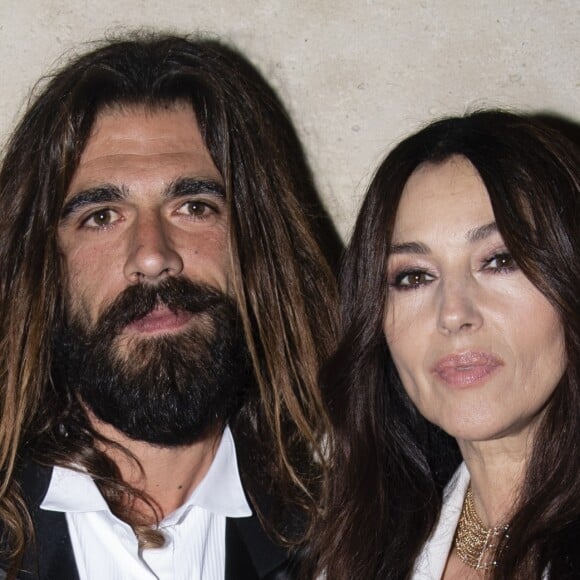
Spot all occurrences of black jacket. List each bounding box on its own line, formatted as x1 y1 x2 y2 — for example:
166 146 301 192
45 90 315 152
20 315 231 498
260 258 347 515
0 460 297 579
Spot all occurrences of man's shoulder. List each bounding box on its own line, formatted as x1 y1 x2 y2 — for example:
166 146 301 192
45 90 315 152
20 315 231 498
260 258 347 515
0 456 55 547
226 512 302 579
0 458 79 580
3 458 301 580
230 428 308 579
13 456 53 504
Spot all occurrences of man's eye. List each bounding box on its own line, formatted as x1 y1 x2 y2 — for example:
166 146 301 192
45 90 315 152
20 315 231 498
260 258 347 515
82 209 120 228
177 200 214 218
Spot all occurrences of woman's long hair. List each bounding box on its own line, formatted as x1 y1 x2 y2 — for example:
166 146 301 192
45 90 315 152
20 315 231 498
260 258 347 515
0 33 338 573
314 110 579 579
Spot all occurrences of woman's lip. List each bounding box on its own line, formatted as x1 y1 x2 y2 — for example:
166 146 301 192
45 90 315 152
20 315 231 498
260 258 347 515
432 351 504 387
125 307 194 334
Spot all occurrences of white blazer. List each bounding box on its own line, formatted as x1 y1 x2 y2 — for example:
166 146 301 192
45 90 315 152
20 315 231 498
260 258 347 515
411 463 470 579
411 463 548 579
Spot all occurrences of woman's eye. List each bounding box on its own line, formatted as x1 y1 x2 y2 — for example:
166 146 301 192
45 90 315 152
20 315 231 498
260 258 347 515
484 253 517 272
82 209 119 228
392 270 435 290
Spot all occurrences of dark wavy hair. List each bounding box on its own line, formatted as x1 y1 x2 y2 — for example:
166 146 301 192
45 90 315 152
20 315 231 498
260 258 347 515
314 110 580 579
0 32 338 575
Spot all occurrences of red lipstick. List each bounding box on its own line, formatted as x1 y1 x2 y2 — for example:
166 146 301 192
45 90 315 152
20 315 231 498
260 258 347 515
432 351 503 387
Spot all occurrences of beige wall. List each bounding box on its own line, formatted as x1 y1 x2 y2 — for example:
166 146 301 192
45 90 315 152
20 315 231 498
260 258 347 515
1 0 578 239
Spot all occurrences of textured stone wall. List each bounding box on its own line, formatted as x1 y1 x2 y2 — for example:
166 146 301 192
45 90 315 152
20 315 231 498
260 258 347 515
1 0 577 238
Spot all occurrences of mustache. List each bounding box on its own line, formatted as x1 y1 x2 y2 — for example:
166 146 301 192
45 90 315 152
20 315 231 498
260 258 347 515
91 277 234 337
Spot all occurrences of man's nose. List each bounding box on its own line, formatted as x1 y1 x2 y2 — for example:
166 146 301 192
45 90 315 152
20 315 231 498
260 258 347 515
436 277 484 335
123 212 183 283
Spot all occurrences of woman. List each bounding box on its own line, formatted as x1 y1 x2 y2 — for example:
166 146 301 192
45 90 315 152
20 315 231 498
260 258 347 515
315 111 579 579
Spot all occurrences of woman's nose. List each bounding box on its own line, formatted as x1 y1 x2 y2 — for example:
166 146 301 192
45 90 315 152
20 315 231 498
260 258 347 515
436 278 484 335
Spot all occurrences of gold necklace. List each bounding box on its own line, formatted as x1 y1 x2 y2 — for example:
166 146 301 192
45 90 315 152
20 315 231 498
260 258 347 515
454 486 510 571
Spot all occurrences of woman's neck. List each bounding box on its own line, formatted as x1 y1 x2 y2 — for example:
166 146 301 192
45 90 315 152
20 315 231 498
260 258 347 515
457 429 533 527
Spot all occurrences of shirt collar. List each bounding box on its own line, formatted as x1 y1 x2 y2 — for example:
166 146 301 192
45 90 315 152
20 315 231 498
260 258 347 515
40 425 252 520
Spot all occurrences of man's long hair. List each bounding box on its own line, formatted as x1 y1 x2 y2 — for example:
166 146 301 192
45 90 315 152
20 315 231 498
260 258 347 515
314 111 580 579
0 33 337 571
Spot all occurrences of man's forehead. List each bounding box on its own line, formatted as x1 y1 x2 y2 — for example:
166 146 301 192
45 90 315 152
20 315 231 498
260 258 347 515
82 102 206 158
66 102 222 198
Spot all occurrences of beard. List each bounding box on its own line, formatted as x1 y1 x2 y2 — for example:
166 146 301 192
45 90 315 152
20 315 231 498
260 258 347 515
53 277 252 447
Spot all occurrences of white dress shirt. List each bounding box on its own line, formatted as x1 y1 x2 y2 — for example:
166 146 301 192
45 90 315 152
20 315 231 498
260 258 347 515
40 426 252 580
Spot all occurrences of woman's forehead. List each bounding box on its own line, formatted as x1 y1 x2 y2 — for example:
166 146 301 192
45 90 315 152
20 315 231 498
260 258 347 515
392 156 494 244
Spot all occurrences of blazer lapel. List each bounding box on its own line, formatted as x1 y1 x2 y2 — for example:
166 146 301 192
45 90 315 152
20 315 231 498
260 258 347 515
18 461 80 580
225 517 259 580
225 516 295 580
14 461 293 580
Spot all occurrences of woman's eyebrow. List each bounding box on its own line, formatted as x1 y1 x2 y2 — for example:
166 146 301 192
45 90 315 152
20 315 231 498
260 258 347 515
466 221 498 243
389 241 430 255
389 222 498 254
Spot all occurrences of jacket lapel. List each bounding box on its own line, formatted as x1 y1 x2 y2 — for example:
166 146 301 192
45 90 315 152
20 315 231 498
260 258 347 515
225 516 296 580
225 517 259 580
18 461 80 580
14 461 294 580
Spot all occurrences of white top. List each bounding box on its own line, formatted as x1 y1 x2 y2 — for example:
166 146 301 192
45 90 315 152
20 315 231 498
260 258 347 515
40 426 252 580
411 463 470 579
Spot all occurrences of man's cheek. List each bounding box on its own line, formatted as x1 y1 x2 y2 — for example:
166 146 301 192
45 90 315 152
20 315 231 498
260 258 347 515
63 284 99 330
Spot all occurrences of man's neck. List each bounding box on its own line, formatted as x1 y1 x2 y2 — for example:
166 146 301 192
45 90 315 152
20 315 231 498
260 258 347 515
88 412 223 522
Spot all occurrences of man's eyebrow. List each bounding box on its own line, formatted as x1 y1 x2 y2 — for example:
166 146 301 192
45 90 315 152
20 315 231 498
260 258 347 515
466 221 498 243
165 177 226 199
60 185 126 219
60 178 226 220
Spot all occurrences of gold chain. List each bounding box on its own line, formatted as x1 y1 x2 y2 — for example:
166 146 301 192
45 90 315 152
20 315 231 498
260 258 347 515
454 486 510 571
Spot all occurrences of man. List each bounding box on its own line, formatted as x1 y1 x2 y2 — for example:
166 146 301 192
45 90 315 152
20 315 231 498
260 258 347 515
0 34 337 579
